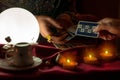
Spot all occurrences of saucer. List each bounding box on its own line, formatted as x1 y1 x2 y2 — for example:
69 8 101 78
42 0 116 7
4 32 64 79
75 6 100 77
0 56 42 71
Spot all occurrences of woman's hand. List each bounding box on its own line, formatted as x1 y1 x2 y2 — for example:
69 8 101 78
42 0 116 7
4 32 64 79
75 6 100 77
94 18 120 40
36 16 69 44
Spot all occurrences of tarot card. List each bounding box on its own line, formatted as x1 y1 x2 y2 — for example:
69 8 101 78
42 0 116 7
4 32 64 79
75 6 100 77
65 32 75 41
75 21 99 38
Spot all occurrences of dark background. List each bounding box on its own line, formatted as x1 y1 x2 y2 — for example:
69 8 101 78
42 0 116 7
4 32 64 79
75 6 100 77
0 0 120 18
77 0 120 19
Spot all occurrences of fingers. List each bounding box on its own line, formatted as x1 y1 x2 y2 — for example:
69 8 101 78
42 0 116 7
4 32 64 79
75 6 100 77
97 28 117 40
45 33 68 44
39 20 51 38
56 13 74 29
36 15 71 44
93 18 119 40
93 25 101 32
50 33 68 44
99 33 116 40
99 18 120 27
41 30 68 44
93 19 108 33
38 16 63 29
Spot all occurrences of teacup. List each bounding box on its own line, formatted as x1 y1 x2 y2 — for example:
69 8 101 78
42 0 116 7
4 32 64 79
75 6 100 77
5 42 34 67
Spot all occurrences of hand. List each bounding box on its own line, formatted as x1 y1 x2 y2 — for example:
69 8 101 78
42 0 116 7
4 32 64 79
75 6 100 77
94 18 120 40
36 16 69 44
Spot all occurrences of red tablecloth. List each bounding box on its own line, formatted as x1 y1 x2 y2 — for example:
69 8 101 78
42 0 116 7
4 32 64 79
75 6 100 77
0 43 120 80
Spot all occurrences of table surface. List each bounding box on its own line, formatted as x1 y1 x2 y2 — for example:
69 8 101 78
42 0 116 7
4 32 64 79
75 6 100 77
0 43 120 80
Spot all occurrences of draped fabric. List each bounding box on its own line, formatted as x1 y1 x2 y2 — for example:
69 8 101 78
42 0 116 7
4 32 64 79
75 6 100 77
0 44 120 80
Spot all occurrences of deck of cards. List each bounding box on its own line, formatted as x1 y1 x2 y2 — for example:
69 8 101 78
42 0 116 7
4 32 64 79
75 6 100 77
75 21 98 38
53 21 99 49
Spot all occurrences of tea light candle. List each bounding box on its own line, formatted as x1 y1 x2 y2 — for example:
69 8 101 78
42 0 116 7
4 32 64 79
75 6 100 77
83 54 98 64
62 58 78 69
100 50 114 60
57 52 78 70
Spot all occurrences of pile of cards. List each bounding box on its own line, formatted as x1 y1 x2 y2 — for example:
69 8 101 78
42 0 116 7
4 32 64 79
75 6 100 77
65 21 99 41
54 21 99 49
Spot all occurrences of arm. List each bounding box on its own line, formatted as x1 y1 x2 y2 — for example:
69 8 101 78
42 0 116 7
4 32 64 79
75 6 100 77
36 15 69 44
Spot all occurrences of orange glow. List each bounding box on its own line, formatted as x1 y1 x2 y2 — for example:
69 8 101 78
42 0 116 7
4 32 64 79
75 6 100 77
89 54 92 58
105 50 108 54
66 59 71 63
83 53 98 64
103 50 113 56
58 54 78 69
100 49 114 60
99 41 117 60
63 58 77 66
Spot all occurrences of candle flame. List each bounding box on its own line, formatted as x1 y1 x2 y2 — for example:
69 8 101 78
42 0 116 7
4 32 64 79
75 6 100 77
105 50 109 54
67 59 71 63
89 55 92 58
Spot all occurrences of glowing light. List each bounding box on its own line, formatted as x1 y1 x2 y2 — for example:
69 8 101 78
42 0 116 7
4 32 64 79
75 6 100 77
0 8 39 44
105 50 108 54
83 53 98 64
100 49 114 60
66 59 71 63
89 54 92 58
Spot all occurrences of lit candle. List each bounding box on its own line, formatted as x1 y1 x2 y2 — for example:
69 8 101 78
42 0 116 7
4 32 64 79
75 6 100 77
99 41 117 61
83 54 98 64
100 50 114 60
62 58 78 69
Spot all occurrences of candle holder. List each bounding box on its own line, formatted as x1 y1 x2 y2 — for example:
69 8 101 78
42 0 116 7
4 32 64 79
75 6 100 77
98 41 117 62
62 59 78 70
83 47 99 65
83 53 98 65
99 49 116 61
56 52 78 70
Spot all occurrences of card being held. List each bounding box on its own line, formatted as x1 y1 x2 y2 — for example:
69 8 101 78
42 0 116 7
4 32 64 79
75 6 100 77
75 21 99 38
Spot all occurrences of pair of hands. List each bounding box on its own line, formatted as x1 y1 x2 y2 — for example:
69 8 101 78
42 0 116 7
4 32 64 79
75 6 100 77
36 15 120 44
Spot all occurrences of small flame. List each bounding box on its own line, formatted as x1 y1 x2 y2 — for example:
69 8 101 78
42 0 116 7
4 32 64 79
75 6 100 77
105 50 109 54
89 54 92 58
67 59 71 63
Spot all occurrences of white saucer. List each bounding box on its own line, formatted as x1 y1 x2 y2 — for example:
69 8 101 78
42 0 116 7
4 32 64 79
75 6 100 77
0 56 42 71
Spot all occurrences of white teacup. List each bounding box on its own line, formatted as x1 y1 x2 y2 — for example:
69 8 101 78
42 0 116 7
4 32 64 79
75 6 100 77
5 42 34 67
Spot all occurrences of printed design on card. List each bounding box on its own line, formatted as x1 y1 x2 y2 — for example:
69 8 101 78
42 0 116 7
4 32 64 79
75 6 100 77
75 21 98 38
